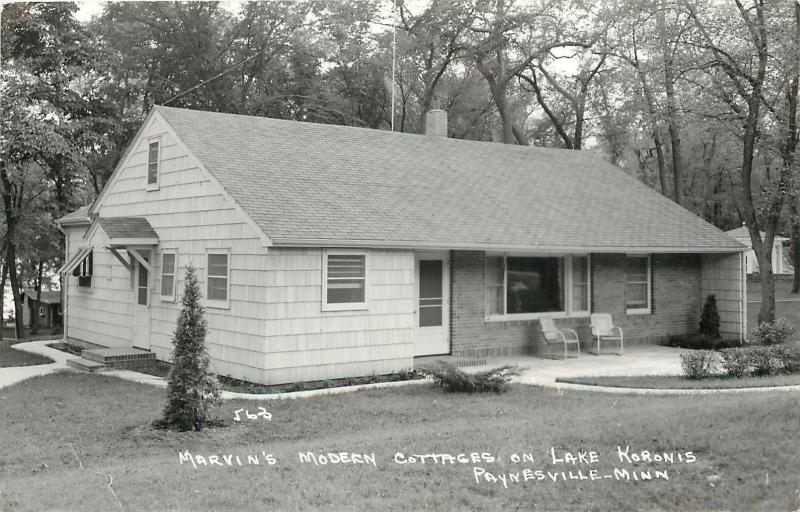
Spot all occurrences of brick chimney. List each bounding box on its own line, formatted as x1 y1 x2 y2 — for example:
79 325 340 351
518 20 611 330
425 109 447 138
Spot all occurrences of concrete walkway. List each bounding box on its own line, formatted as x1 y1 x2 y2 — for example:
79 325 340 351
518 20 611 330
5 340 800 398
0 339 78 388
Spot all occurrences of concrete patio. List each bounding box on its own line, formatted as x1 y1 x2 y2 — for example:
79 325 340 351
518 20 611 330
470 345 692 386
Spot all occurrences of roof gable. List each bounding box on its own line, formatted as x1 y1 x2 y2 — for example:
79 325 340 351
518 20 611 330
154 106 744 253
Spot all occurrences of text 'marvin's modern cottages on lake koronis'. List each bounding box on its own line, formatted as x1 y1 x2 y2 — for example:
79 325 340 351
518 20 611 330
56 106 747 385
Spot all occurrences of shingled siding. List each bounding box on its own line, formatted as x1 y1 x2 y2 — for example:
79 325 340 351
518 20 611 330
449 251 702 357
261 247 415 384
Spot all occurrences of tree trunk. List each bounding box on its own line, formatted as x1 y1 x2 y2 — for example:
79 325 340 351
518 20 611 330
757 244 776 327
31 259 42 335
655 2 684 204
791 205 800 293
0 260 6 341
0 169 25 340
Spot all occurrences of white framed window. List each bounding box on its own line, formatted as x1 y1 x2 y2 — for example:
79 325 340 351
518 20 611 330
206 248 230 308
146 137 160 189
322 249 368 311
484 254 591 321
625 254 651 315
160 250 177 301
39 306 45 318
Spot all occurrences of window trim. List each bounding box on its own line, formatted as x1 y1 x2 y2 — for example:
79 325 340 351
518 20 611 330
625 254 652 315
146 136 161 191
485 253 591 322
321 249 368 312
206 248 231 309
160 249 178 302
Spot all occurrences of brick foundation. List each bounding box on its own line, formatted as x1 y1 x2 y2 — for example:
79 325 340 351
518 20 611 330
449 251 702 356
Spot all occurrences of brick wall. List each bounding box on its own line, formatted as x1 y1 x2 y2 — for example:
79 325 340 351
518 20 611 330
449 251 702 357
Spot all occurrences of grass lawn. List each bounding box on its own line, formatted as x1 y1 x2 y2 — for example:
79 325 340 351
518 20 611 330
1 373 798 511
0 340 54 367
558 374 800 389
1 326 62 341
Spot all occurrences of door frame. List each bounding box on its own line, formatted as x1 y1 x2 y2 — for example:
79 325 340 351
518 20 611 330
132 248 152 350
414 250 451 356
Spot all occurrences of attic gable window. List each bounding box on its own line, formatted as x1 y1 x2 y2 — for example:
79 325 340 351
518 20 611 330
147 138 160 188
322 250 367 311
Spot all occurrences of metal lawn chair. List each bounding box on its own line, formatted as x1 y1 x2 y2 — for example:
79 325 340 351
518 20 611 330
590 313 623 355
539 316 580 359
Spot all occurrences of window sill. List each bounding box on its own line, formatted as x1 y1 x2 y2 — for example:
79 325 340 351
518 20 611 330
206 300 230 310
626 308 651 316
146 183 159 191
322 302 368 312
485 311 590 323
160 295 177 304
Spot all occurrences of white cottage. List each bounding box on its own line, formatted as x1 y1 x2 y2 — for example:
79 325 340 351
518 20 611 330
57 106 747 385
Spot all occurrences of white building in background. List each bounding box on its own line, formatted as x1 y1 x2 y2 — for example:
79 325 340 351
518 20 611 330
725 226 791 275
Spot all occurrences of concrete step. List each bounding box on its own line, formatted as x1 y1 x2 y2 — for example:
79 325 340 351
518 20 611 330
82 347 155 368
66 358 105 373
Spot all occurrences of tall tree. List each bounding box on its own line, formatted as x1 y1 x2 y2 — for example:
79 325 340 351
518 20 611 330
685 0 799 324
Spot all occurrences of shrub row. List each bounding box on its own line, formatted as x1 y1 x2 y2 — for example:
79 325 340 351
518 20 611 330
680 342 800 379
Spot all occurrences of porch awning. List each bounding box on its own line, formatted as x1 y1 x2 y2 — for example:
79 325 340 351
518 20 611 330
98 217 159 247
58 247 91 275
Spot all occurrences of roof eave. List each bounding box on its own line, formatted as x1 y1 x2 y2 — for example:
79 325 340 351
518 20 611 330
269 238 748 254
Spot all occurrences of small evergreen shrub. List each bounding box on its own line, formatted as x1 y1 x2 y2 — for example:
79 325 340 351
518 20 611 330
421 362 523 393
751 318 796 346
158 265 221 431
720 348 750 377
699 295 721 339
680 351 719 379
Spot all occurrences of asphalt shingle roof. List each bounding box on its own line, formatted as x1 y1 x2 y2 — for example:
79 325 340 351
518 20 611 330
156 106 744 252
56 205 91 224
23 288 61 304
98 217 158 240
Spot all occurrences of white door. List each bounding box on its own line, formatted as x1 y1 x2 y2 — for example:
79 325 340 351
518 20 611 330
133 253 151 350
414 252 450 356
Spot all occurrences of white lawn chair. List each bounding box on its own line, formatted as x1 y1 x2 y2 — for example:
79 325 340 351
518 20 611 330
539 316 580 359
590 313 623 355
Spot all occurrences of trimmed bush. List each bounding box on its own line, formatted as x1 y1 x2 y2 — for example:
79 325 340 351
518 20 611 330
720 348 750 377
747 346 779 376
699 294 721 339
751 318 796 346
772 342 800 374
421 362 523 393
680 351 719 379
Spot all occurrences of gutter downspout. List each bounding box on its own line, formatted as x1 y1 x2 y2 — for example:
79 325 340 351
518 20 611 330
740 251 746 343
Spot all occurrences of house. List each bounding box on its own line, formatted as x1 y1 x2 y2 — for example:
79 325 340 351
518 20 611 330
56 106 747 385
725 226 791 275
21 288 62 329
